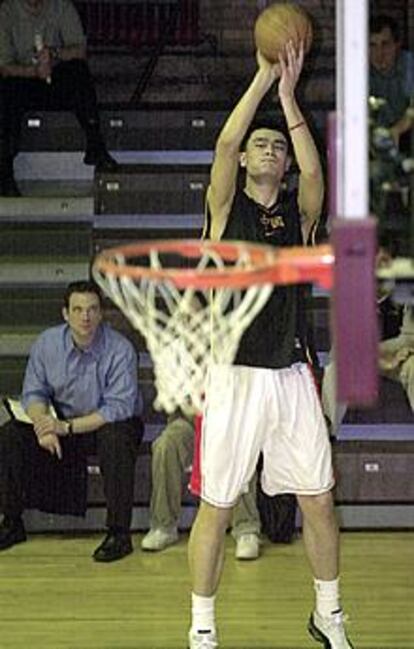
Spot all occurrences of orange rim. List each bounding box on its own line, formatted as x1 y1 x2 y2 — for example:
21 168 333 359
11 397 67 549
93 240 334 290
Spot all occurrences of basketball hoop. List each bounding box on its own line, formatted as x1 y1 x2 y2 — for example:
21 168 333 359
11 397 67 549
93 240 333 414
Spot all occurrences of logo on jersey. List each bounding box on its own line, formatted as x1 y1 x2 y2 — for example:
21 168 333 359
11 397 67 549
259 211 286 237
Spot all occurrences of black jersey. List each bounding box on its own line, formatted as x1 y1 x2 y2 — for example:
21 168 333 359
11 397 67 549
210 188 308 369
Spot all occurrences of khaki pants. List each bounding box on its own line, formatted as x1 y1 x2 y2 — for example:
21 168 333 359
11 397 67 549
149 414 260 538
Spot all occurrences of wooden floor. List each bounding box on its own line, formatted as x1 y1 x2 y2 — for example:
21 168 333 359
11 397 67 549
0 531 413 649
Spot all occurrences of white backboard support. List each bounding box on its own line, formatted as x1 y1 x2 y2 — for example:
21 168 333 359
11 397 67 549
336 0 369 219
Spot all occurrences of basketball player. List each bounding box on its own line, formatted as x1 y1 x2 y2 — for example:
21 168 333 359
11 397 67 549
187 42 355 649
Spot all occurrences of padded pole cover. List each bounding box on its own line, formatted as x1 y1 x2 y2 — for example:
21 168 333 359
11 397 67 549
332 218 378 405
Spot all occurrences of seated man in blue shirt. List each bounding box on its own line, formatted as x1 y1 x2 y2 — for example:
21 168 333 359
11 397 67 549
0 280 144 562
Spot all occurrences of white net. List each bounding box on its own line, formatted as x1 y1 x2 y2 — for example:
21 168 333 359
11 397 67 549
93 243 274 414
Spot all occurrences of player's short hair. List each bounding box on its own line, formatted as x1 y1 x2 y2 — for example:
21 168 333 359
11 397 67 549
370 15 400 42
241 120 292 156
63 280 103 308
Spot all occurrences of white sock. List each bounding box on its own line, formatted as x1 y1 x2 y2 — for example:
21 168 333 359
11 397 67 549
314 578 341 618
191 593 216 633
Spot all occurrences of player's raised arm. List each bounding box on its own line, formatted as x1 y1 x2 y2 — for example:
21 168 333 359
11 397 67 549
277 41 324 243
206 53 280 241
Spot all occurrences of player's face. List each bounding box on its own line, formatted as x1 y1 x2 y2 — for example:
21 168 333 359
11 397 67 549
369 27 400 73
242 129 290 182
63 292 103 348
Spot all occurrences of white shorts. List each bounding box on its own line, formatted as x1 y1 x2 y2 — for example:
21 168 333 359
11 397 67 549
194 363 334 507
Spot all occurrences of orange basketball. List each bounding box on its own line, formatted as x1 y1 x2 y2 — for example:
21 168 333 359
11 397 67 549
254 2 313 64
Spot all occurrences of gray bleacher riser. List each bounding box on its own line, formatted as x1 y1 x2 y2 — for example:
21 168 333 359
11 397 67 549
0 222 92 257
333 440 414 503
0 223 93 286
0 358 26 397
17 108 330 153
0 213 205 233
0 287 63 329
94 164 210 215
86 447 197 507
17 109 224 152
0 263 91 285
22 505 198 533
19 112 85 151
0 196 94 217
14 151 213 182
93 224 203 251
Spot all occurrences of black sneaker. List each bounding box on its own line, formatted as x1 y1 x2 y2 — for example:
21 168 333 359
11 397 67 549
84 148 118 171
93 531 133 562
0 516 27 551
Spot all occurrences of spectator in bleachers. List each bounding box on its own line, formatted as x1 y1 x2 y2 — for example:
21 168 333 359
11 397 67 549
377 304 414 411
323 302 413 431
0 0 117 197
322 243 414 432
369 14 414 151
141 411 261 560
0 280 144 562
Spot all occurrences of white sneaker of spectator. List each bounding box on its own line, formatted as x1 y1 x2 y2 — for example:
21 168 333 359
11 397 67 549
235 533 260 560
141 527 179 551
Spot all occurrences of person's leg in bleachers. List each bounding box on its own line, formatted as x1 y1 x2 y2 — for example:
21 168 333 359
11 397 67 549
93 417 144 562
0 60 116 197
142 413 194 551
49 59 117 170
321 356 348 436
231 475 261 560
0 76 47 196
0 420 29 548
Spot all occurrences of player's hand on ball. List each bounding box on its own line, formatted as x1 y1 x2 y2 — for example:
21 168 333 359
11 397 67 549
277 40 304 99
256 49 281 82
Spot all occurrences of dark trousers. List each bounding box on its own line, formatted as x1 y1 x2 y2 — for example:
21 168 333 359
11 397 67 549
0 418 144 531
0 59 104 172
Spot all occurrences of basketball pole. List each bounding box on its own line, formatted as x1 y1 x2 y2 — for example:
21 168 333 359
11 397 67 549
330 0 379 405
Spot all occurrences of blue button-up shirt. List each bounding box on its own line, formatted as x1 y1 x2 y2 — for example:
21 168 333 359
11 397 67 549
21 323 143 422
